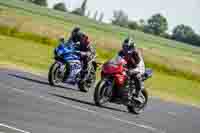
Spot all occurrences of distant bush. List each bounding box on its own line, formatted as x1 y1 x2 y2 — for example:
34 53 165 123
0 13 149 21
128 21 139 30
71 8 83 16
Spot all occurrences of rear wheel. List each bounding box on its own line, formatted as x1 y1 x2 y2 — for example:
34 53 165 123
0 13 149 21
127 89 148 114
78 81 89 93
94 80 112 106
78 65 96 92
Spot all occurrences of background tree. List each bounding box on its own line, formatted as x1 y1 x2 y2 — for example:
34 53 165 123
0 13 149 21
72 0 87 16
139 19 145 26
32 0 47 7
172 25 194 42
172 24 200 46
138 19 146 31
86 10 91 18
53 2 67 12
80 0 87 16
93 11 98 21
98 12 104 22
112 10 128 27
144 13 168 35
191 34 200 46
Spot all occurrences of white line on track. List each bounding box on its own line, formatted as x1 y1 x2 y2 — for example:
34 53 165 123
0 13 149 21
9 87 165 133
167 112 177 117
149 96 161 100
0 123 30 133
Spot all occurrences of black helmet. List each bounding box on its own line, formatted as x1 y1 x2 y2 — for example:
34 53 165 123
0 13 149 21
71 27 83 43
122 37 136 53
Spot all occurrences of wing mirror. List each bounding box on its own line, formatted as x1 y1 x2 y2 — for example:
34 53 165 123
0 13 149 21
59 38 65 43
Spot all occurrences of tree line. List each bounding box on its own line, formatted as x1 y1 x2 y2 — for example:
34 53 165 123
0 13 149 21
20 0 200 47
21 0 104 22
112 10 200 47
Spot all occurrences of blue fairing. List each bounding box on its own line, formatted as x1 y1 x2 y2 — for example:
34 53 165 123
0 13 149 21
55 41 80 62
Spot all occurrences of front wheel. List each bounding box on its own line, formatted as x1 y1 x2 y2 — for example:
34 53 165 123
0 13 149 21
127 89 148 114
48 62 63 86
94 79 112 106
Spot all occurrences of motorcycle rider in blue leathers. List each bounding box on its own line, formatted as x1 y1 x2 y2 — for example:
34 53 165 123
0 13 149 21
67 27 95 91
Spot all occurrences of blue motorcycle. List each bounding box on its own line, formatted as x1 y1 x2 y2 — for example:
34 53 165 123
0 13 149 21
48 39 97 92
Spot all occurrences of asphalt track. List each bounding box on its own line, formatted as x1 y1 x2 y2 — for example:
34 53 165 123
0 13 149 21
0 68 200 133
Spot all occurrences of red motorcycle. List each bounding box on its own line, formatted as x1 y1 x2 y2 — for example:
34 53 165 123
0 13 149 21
94 56 152 114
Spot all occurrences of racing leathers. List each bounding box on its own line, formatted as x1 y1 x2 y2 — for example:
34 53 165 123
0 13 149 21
118 49 145 102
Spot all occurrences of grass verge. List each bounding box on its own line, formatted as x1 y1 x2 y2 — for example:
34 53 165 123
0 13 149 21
0 24 199 82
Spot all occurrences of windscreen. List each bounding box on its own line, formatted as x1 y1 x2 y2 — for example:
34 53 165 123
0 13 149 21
109 56 126 65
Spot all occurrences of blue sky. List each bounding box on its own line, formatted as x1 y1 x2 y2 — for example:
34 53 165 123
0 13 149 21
47 0 200 33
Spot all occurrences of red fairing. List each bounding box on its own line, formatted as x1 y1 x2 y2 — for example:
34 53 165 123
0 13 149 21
101 57 127 87
114 72 127 87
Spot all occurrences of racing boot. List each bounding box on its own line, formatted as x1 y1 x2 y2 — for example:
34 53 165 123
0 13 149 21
79 69 88 92
133 75 144 103
133 83 145 104
133 91 144 104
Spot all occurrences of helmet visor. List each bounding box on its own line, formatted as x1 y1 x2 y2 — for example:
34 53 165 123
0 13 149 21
123 43 131 52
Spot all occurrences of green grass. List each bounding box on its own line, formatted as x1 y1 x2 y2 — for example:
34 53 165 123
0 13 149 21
0 0 199 78
0 34 200 106
0 35 52 70
146 71 200 106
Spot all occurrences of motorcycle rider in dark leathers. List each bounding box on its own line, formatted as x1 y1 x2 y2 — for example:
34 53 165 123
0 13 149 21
118 37 145 104
67 27 95 87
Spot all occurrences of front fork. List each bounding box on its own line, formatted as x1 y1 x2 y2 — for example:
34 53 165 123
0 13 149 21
56 61 67 81
101 78 113 98
128 78 145 102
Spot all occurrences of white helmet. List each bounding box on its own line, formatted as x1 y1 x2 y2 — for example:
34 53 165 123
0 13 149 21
122 37 136 52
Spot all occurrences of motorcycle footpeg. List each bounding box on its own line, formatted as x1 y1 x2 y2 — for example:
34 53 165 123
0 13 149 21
110 98 121 104
79 89 88 93
122 100 133 106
